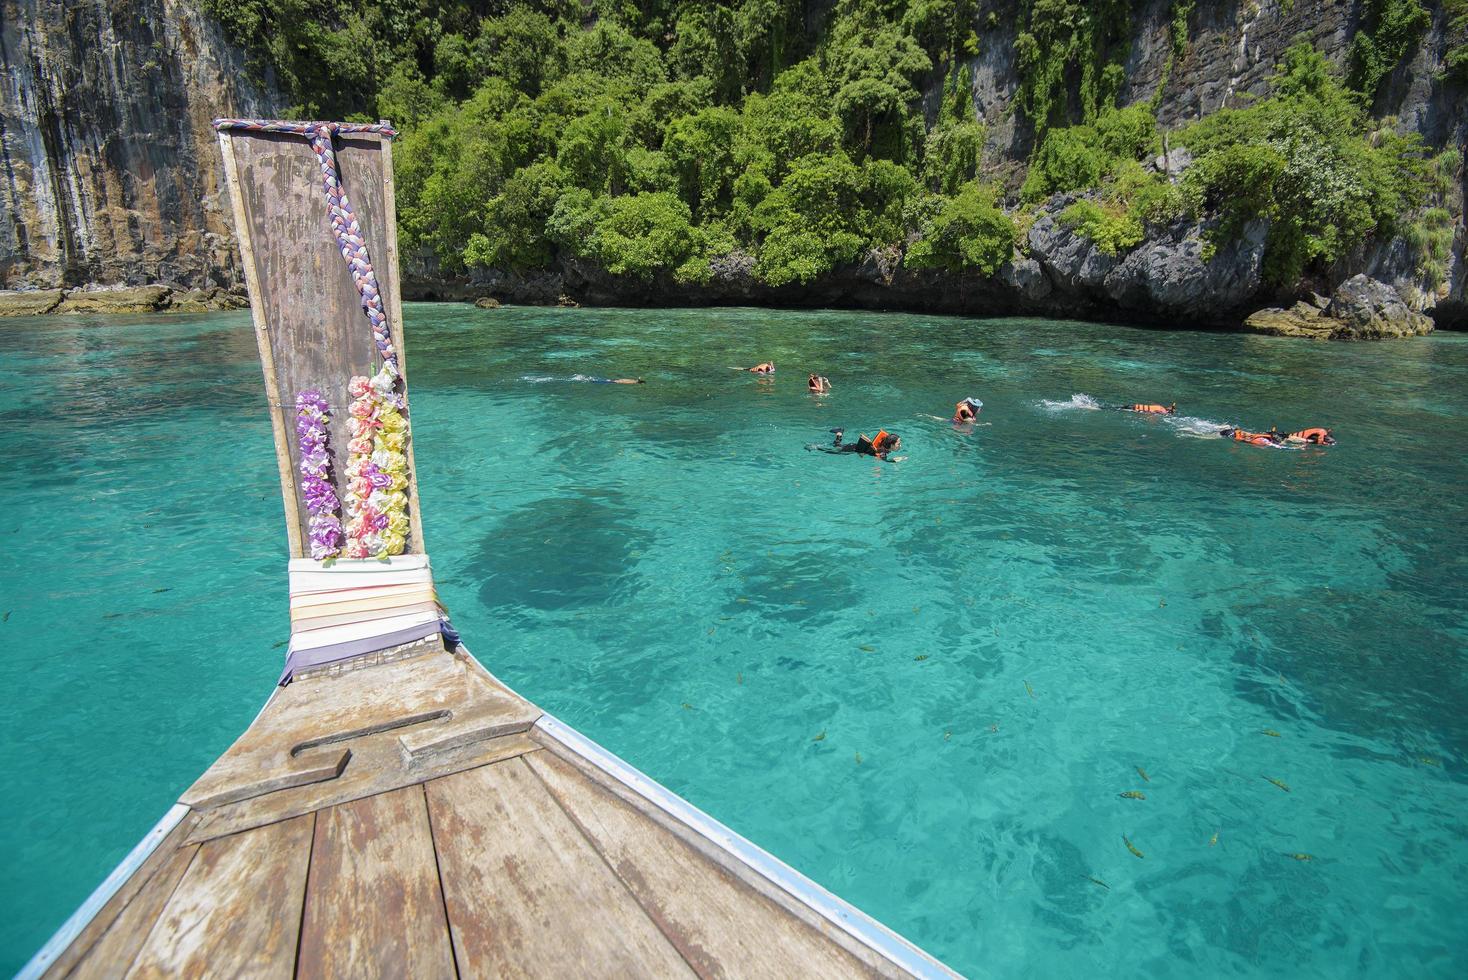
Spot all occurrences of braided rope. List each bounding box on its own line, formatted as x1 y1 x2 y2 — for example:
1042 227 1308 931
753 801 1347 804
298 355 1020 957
214 119 401 376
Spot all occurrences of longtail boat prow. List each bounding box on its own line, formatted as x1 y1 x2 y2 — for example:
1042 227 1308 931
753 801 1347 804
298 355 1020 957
20 121 957 979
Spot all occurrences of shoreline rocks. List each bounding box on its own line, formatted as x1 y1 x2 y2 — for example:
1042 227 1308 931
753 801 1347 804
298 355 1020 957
1243 275 1435 340
0 284 247 317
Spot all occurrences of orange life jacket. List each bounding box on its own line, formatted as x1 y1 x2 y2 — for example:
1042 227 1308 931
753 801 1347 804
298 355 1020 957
1132 403 1169 414
1231 429 1274 446
871 430 894 454
1290 427 1330 443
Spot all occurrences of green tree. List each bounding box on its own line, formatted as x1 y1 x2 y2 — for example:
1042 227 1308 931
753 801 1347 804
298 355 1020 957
906 182 1016 274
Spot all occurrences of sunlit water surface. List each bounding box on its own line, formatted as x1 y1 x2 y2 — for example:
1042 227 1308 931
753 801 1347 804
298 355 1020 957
3 306 1466 976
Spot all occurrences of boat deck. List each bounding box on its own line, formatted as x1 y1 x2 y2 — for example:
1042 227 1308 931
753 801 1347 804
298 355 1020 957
37 643 951 978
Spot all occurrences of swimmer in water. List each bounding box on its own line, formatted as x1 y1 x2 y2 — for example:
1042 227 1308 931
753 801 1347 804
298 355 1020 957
807 428 901 460
742 361 775 375
1118 402 1176 415
595 377 644 384
952 397 983 423
808 373 831 393
1219 426 1284 447
1283 426 1335 446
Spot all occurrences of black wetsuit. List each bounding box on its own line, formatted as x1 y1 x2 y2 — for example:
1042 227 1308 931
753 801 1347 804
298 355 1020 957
808 429 891 458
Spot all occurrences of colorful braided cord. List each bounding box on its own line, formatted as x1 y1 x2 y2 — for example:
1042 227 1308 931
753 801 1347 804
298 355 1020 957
214 119 401 375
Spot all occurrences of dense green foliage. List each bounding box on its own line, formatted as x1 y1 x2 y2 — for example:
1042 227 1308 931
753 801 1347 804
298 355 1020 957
205 1 1450 293
1446 0 1468 84
1347 0 1430 99
1181 44 1429 283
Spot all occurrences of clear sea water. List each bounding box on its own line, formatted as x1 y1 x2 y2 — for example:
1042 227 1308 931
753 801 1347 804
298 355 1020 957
2 305 1466 977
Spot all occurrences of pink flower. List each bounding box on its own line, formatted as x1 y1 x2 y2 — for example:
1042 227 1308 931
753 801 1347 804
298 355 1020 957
348 376 371 398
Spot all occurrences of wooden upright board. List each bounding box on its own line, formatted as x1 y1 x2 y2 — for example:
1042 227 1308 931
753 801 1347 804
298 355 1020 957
217 124 426 556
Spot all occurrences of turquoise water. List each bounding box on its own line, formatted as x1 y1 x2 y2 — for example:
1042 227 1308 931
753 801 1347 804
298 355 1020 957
3 306 1466 976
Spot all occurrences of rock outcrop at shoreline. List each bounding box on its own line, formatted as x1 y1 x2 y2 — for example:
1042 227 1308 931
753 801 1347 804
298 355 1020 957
0 284 246 317
1244 275 1437 340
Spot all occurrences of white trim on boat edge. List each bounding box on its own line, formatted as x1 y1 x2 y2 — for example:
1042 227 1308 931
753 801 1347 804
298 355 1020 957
535 713 960 979
18 803 191 980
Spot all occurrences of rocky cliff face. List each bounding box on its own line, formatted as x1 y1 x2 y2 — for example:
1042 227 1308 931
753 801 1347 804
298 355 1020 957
1 1 1463 331
962 0 1467 327
0 0 279 290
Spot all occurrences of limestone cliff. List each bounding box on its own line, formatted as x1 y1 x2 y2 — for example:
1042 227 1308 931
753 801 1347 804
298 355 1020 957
0 0 280 290
1 0 1464 332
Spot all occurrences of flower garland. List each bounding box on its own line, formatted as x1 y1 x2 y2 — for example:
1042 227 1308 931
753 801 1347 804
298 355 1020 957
342 368 411 559
295 390 344 560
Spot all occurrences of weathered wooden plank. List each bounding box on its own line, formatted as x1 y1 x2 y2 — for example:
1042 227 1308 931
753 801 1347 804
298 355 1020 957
425 757 696 977
41 812 199 980
65 843 199 980
375 127 428 552
182 650 540 815
296 784 455 979
525 750 882 979
222 127 423 555
219 131 302 557
188 732 539 845
125 814 314 978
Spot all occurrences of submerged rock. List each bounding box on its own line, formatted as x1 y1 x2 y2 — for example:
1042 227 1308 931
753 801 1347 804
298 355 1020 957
0 288 63 315
473 296 502 309
1327 274 1435 339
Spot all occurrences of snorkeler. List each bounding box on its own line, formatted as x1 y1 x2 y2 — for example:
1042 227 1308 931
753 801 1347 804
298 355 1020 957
952 397 983 423
1284 427 1335 446
808 428 901 460
1118 402 1176 415
1219 427 1283 447
594 377 644 384
744 361 775 375
808 373 832 393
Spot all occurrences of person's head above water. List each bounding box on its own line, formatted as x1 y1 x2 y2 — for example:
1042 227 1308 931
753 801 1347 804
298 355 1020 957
871 430 900 453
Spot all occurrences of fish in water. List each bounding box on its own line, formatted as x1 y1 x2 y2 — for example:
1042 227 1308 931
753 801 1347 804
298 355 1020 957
859 644 876 652
1119 791 1146 800
1123 834 1144 859
1264 776 1291 792
681 702 694 710
1084 875 1111 891
1136 766 1151 782
1025 680 1036 699
1419 756 1441 767
813 730 826 742
2 611 9 622
152 588 171 594
944 730 952 741
736 672 743 685
914 654 930 662
1289 853 1313 862
1262 729 1282 737
854 751 863 764
1209 831 1219 847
